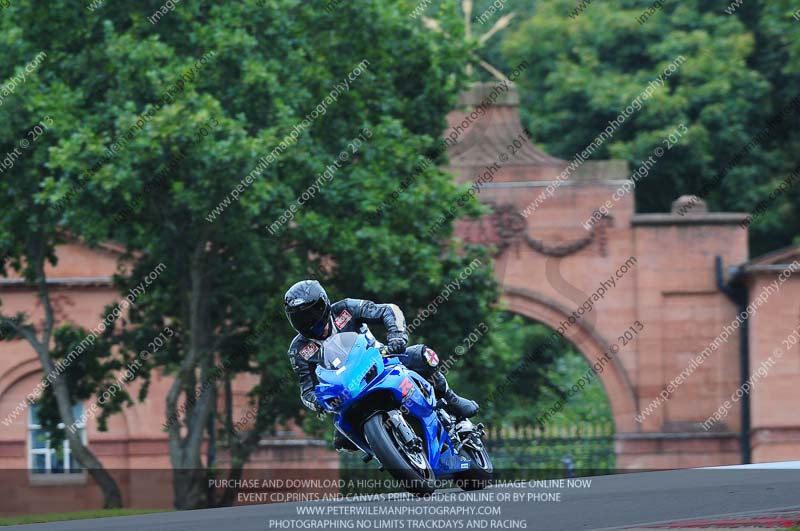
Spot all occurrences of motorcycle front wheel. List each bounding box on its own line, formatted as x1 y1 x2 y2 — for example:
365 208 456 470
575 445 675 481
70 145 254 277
363 411 436 496
454 444 493 491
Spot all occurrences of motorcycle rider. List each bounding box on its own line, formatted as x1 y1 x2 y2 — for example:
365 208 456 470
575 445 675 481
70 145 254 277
284 279 479 452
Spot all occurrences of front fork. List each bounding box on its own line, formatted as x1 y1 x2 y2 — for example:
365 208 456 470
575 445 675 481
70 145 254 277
384 409 423 454
436 401 486 454
453 419 486 454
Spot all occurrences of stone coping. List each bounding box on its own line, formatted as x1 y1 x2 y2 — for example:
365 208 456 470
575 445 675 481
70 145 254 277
616 432 739 440
0 277 113 287
632 213 749 226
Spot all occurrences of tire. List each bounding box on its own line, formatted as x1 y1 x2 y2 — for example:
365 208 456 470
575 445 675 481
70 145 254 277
455 444 494 491
363 412 436 496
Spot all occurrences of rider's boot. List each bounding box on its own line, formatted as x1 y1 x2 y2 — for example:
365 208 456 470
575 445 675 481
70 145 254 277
431 372 479 419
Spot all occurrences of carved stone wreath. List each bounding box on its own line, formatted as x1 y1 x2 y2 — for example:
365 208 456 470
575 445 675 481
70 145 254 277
468 203 609 257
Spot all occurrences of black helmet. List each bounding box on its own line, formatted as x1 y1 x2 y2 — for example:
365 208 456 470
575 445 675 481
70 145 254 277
284 280 331 339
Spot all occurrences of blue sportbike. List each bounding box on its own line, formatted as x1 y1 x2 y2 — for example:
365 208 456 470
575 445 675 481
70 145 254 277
314 331 493 495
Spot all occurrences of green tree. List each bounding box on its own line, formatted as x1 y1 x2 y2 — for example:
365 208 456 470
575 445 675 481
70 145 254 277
0 2 123 503
454 313 567 425
729 0 800 252
34 325 133 446
5 0 500 510
501 0 797 254
450 312 611 427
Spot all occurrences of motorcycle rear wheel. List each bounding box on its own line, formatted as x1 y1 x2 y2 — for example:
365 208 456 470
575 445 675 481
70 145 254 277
363 412 436 496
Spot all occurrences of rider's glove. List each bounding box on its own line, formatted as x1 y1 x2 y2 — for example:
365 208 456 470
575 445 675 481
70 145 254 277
386 333 407 354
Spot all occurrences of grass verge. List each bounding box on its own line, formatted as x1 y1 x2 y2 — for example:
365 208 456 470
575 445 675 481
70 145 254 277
0 508 170 526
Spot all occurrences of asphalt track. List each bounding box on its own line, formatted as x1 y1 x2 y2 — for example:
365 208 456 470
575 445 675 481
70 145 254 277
7 465 800 531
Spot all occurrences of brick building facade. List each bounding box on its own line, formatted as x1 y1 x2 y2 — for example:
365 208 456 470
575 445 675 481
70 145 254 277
447 82 800 468
0 243 337 515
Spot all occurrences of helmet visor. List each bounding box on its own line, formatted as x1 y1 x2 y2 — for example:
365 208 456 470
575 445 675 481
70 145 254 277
287 297 329 337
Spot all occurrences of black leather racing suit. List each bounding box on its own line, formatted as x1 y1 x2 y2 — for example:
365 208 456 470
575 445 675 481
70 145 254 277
286 298 442 412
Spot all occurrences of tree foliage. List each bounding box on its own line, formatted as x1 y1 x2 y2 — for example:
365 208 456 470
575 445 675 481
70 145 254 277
0 0 125 506
502 0 799 255
6 0 798 511
2 0 503 509
450 313 611 428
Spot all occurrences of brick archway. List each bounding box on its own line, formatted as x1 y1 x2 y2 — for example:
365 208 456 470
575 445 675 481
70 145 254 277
445 82 749 467
503 287 638 433
0 356 41 403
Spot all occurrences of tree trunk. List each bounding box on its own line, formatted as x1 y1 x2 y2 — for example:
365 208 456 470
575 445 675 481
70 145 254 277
206 394 217 508
65 424 123 508
218 370 292 507
218 375 241 508
173 468 209 510
49 364 123 508
19 251 123 508
167 242 217 510
218 431 259 507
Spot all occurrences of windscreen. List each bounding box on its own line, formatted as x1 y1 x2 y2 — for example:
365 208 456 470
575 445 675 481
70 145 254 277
321 332 359 369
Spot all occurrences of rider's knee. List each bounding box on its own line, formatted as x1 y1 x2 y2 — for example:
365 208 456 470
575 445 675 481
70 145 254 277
402 344 440 377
